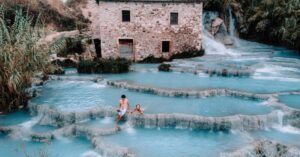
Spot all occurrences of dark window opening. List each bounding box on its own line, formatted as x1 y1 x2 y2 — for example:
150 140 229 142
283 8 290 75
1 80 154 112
162 41 170 53
94 39 101 58
122 10 130 22
170 12 178 25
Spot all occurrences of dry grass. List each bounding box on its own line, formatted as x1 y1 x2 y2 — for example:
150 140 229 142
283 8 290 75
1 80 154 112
0 0 89 31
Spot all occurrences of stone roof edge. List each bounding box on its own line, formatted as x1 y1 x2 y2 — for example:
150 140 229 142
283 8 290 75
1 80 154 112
98 0 203 3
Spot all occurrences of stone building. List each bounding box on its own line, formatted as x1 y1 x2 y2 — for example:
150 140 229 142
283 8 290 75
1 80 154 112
90 0 203 61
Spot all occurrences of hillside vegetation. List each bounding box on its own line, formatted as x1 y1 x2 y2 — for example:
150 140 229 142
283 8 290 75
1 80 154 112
204 0 300 52
0 0 89 31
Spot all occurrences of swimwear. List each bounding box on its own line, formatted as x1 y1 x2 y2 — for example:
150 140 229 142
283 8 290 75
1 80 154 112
118 108 127 116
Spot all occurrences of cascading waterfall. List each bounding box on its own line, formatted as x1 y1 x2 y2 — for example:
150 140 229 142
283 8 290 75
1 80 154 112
276 110 284 127
228 7 240 47
202 11 239 56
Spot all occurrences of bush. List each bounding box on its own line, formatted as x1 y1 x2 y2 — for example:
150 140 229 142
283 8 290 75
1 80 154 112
138 49 205 63
57 37 85 57
48 67 65 75
170 49 205 60
77 60 95 74
77 58 131 74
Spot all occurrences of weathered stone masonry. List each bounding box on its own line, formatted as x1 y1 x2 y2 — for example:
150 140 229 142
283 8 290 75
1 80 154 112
91 0 203 61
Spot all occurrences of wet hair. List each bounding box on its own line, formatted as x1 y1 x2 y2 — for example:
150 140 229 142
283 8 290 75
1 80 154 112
121 95 126 99
136 104 141 107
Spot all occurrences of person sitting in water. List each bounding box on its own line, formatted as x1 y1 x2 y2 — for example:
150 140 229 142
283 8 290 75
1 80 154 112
116 94 130 125
131 104 143 114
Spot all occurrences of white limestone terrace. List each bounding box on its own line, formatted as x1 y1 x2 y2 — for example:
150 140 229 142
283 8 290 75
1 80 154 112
2 118 300 157
106 79 276 99
2 85 300 157
16 69 300 156
220 140 300 157
25 93 300 130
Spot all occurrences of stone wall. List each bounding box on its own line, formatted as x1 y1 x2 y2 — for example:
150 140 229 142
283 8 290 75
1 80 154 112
97 1 203 60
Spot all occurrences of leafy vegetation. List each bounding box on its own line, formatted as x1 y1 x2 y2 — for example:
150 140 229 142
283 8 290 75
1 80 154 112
242 0 300 51
139 49 205 63
138 55 168 63
77 58 131 74
54 37 85 57
204 0 300 52
170 49 205 60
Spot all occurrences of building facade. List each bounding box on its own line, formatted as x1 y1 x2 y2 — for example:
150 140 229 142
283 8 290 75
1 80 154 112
92 0 203 61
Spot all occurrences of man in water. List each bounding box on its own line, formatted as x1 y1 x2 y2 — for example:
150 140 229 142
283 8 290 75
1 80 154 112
115 94 130 125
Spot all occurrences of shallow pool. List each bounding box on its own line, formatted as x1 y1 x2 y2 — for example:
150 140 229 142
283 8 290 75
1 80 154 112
0 134 98 157
30 80 272 116
252 126 300 148
278 94 300 110
0 110 33 126
104 71 300 93
102 128 251 157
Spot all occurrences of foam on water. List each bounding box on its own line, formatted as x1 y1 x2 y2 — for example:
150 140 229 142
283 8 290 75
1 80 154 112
19 116 41 129
203 31 239 57
125 125 137 135
81 150 103 157
79 117 115 129
253 64 300 82
252 128 300 148
273 125 300 135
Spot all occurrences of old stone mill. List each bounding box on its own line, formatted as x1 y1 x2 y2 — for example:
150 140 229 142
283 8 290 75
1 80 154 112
0 0 300 157
88 0 203 61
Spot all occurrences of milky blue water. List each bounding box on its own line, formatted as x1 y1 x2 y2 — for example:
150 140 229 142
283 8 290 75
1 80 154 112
78 117 116 129
104 71 300 93
0 110 32 126
0 134 97 157
252 127 300 148
30 80 272 116
31 125 57 133
102 128 250 157
278 94 300 110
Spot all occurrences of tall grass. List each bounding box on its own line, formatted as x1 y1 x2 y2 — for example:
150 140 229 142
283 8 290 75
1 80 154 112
0 6 51 113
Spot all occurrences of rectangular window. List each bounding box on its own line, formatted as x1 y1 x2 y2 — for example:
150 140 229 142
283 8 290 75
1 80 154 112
170 12 178 25
122 10 130 22
93 39 101 58
162 41 170 53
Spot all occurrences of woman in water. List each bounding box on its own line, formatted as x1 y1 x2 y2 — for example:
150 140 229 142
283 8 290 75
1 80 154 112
131 104 143 114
